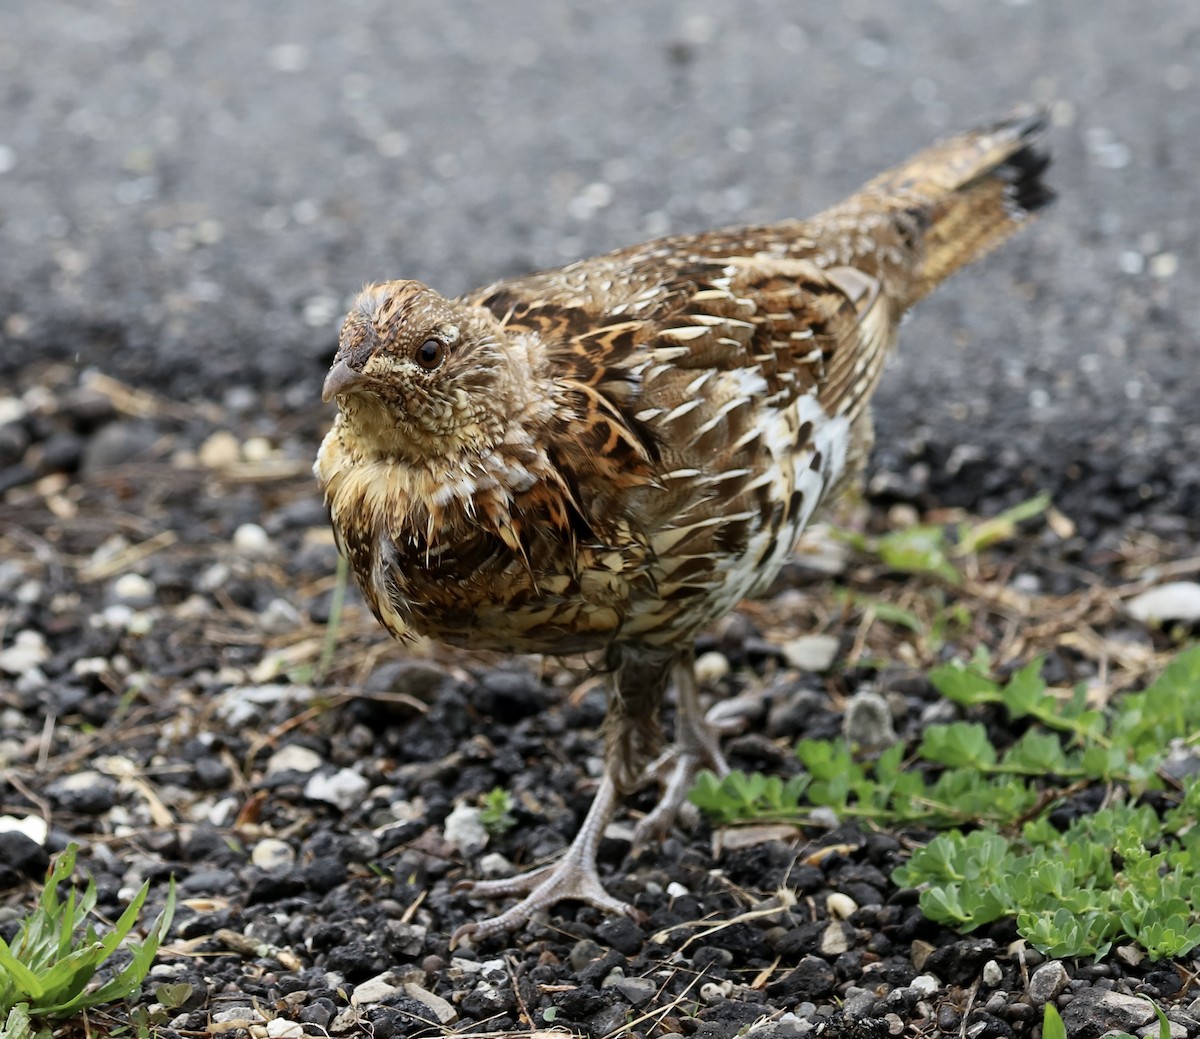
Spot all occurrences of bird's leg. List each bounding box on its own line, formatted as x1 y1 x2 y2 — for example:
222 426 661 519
452 771 632 945
632 657 733 846
452 645 676 944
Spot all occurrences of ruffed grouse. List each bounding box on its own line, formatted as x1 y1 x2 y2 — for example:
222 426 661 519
316 111 1052 941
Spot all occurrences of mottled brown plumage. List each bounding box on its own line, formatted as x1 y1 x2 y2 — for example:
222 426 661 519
316 112 1052 941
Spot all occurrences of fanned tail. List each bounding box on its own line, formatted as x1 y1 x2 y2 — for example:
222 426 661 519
827 108 1053 307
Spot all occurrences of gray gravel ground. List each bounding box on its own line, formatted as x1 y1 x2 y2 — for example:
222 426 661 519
2 0 1198 514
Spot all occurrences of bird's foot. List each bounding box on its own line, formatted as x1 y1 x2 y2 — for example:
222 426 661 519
631 701 735 846
452 774 633 945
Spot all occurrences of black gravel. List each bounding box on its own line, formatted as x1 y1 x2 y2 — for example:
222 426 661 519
0 360 1197 1038
3 4 1200 1036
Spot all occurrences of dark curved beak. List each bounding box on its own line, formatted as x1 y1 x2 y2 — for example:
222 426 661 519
321 359 367 403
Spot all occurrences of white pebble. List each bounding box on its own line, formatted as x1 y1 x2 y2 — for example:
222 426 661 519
72 656 109 677
198 430 241 468
233 523 272 556
251 838 296 872
666 881 690 898
782 634 840 672
694 650 730 685
0 630 49 674
112 572 155 605
826 892 858 919
820 921 849 956
126 611 155 636
198 562 231 592
478 852 516 878
843 689 897 747
699 979 733 1003
259 598 301 635
0 396 26 424
809 806 840 828
15 579 42 605
1126 582 1200 624
266 744 324 776
0 813 48 845
265 1019 304 1039
910 974 939 997
304 768 370 811
442 803 488 858
15 668 46 694
242 436 274 462
1150 252 1178 279
1117 250 1145 275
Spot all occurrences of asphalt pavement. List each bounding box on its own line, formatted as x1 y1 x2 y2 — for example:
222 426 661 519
2 1 1197 527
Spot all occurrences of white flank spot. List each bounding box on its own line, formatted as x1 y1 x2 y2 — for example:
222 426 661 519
660 325 709 341
660 398 704 424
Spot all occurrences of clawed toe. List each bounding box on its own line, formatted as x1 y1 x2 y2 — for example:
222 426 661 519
452 773 630 944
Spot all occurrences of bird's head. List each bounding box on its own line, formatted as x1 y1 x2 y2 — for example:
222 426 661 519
322 280 523 460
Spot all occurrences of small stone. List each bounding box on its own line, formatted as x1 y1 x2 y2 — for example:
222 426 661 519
768 956 835 999
0 814 48 846
1027 960 1070 1005
259 597 301 635
46 771 118 815
193 757 232 789
350 971 404 1006
694 650 731 685
477 852 515 878
266 1019 304 1038
39 431 83 471
982 959 1003 987
613 976 656 1006
198 430 241 468
595 914 646 955
214 684 313 728
842 986 877 1017
304 768 370 811
0 397 26 425
233 522 273 556
925 938 999 986
1061 988 1156 1036
666 881 689 897
1126 582 1200 624
267 744 324 776
402 982 458 1024
1114 945 1145 967
442 803 488 857
0 630 49 674
211 1006 266 1025
569 939 604 971
911 940 936 971
843 689 896 747
0 828 50 879
700 979 733 1003
826 892 857 919
781 634 840 672
819 921 848 956
461 984 516 1018
81 421 151 471
242 436 274 462
1150 252 1178 279
252 838 296 872
909 974 939 997
809 806 840 828
111 572 155 606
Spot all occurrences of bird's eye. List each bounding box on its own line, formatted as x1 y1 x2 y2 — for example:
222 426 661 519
414 338 445 371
